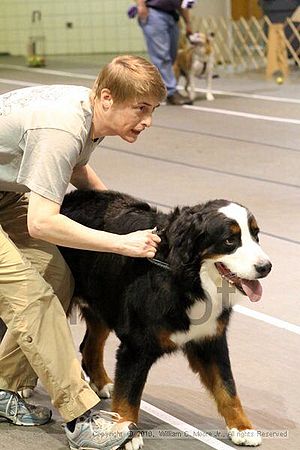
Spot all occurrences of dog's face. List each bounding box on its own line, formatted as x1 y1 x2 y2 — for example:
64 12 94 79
199 201 272 302
188 32 214 54
189 32 207 46
168 199 271 303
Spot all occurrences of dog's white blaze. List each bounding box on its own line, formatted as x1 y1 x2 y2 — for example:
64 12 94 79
218 203 270 279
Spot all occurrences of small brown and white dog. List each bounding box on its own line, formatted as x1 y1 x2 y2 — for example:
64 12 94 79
174 32 215 102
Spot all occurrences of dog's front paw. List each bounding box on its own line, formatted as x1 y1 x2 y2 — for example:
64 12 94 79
125 434 144 450
90 382 114 398
228 428 262 446
206 92 214 101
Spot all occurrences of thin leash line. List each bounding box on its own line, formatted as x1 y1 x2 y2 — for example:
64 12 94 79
147 257 171 271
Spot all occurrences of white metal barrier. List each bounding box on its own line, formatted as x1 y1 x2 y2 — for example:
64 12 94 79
191 15 300 73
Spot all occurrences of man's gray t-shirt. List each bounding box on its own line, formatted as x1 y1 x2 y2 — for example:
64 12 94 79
0 85 103 204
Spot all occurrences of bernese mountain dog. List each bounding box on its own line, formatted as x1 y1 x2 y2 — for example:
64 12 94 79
60 189 272 448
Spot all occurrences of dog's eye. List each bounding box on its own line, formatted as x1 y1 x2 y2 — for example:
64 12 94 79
225 238 235 246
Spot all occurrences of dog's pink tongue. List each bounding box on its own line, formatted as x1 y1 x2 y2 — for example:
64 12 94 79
241 279 262 302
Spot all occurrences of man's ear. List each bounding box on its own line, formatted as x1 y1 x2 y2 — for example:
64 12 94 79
100 88 113 110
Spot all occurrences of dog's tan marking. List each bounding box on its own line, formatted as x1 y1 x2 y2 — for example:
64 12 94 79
230 223 241 235
157 330 178 352
205 41 212 55
81 319 112 390
249 216 259 236
176 48 193 73
249 216 258 228
187 353 253 430
216 318 227 336
112 398 139 423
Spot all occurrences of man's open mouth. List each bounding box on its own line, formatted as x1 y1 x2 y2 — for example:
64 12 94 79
131 129 142 135
215 262 262 302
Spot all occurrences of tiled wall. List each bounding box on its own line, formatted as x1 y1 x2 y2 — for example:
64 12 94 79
0 0 229 56
0 0 146 55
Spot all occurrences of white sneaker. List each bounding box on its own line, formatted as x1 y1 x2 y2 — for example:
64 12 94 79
65 410 141 450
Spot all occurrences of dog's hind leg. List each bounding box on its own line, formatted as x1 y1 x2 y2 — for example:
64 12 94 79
112 342 159 424
80 317 113 398
184 337 262 446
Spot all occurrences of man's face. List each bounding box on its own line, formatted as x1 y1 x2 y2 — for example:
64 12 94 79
109 98 160 143
93 91 160 143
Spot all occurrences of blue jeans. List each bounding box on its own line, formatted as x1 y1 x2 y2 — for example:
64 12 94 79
139 8 179 97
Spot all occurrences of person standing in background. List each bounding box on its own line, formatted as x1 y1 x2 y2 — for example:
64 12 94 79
137 0 196 105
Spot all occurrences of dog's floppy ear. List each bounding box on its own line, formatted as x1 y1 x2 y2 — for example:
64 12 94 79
167 207 205 272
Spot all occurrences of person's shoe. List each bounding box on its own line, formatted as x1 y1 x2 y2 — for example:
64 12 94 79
166 91 193 105
0 390 52 426
65 410 143 450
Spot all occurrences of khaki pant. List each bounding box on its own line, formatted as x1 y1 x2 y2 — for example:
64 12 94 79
0 192 99 421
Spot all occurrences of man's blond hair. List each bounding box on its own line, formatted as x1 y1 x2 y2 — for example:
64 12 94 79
93 55 166 103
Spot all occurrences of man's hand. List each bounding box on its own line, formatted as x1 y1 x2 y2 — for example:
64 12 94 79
185 23 193 36
117 228 161 258
137 1 148 22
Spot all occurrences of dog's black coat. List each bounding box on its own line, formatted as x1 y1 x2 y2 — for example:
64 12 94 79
59 189 243 422
60 189 233 335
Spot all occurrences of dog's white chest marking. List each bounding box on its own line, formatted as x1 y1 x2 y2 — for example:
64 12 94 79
192 59 206 77
170 264 242 347
170 299 220 346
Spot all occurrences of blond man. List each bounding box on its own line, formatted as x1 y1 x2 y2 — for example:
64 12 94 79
0 55 166 450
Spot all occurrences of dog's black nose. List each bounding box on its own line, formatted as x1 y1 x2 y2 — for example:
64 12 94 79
255 261 272 278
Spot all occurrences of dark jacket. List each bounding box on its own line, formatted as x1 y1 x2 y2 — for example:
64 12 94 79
146 0 182 12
